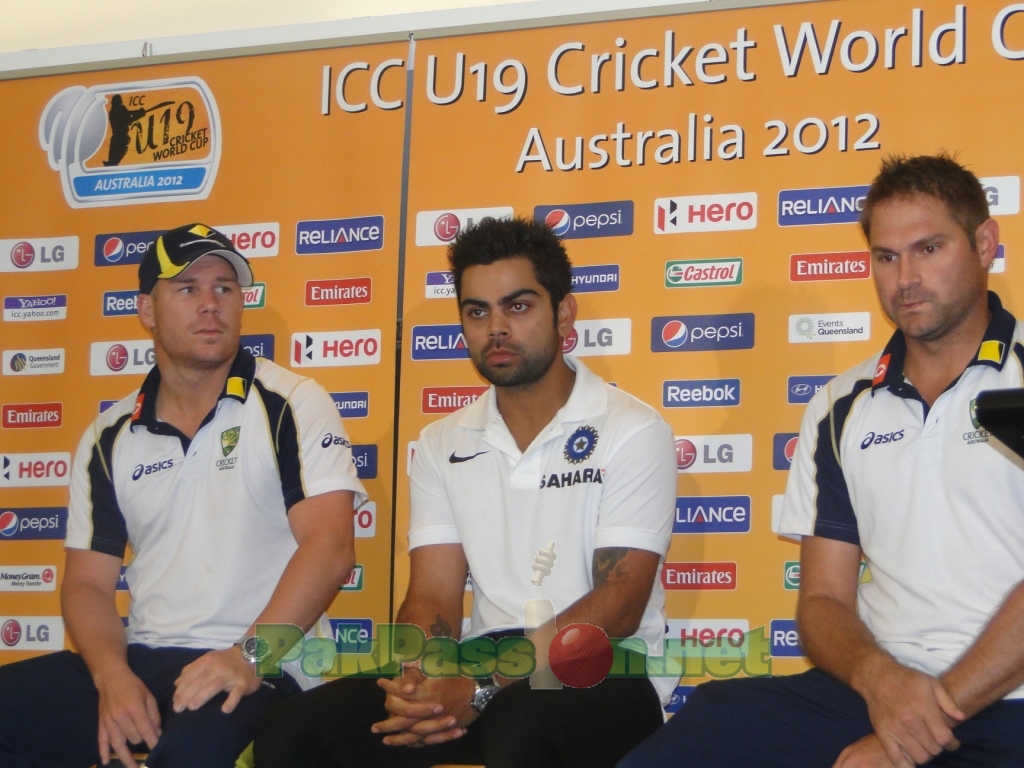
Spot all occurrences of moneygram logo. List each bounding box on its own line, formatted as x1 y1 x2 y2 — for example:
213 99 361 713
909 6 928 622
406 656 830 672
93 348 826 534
94 230 160 266
296 216 384 255
772 433 799 470
0 508 67 539
291 330 381 368
790 313 870 343
674 435 753 474
777 185 869 226
651 313 755 352
674 496 751 534
214 222 279 258
306 278 372 306
665 258 743 287
414 207 514 246
2 403 62 429
410 324 468 361
790 252 870 281
0 566 57 592
422 386 488 414
39 77 221 207
0 455 71 488
787 375 834 404
663 562 737 590
560 319 631 357
3 294 67 322
980 176 1021 216
534 201 634 239
571 265 620 293
90 341 154 375
663 379 740 408
1 238 79 273
425 271 456 299
2 349 65 376
654 193 757 234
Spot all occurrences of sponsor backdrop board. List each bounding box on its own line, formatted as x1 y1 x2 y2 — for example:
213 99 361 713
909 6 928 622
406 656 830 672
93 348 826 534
394 0 1024 693
0 44 406 662
3 0 1024 697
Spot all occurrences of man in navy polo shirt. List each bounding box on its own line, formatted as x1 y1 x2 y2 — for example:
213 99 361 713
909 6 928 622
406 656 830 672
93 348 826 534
0 224 365 768
618 156 1024 767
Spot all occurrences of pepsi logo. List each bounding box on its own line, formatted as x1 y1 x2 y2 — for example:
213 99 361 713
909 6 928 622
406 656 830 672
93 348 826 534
661 320 689 349
434 213 461 243
784 437 798 464
675 438 697 470
1 619 21 647
562 328 579 353
544 209 571 236
42 568 55 584
0 510 19 537
102 237 126 263
11 242 35 269
106 344 129 372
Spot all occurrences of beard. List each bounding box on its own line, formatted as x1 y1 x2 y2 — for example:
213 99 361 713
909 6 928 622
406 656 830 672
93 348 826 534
470 335 560 388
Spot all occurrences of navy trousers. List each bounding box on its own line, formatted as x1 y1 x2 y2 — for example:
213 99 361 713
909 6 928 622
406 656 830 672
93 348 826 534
0 645 300 768
617 668 1024 768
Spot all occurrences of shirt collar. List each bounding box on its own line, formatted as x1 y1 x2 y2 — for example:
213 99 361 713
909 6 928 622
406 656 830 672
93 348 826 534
872 291 1014 393
131 346 256 429
457 355 606 431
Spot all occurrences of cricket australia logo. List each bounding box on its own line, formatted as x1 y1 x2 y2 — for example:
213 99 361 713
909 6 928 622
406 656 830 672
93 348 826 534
217 426 240 470
564 425 599 465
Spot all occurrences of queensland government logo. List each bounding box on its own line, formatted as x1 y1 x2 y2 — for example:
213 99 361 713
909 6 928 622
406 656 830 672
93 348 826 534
39 76 220 208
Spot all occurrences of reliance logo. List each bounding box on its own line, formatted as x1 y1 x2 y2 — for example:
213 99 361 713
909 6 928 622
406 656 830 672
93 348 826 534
651 313 754 352
291 330 381 368
674 496 751 534
777 185 869 226
295 216 384 255
654 193 756 234
410 324 469 361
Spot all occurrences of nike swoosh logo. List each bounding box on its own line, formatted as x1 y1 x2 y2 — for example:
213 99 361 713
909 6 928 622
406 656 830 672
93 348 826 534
449 451 489 464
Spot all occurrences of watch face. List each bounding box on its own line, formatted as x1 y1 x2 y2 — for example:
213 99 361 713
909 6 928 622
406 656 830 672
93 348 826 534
243 635 270 662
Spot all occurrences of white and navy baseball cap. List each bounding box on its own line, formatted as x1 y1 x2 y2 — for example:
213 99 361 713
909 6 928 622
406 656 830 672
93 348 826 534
139 223 253 294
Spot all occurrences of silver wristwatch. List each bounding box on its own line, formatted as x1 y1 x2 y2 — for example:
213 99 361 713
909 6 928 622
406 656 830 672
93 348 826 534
470 676 501 714
236 634 271 666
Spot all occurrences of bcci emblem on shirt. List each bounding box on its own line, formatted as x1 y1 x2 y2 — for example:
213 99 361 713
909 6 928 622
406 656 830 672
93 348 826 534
217 426 240 470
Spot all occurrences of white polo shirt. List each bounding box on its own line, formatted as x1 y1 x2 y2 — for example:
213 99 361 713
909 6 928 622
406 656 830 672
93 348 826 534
780 293 1024 698
409 356 678 702
67 350 366 668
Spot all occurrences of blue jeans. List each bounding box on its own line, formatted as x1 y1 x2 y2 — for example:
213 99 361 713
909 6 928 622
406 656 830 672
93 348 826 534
0 645 300 768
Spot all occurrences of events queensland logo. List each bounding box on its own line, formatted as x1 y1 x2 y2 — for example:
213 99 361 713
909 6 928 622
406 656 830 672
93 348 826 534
39 76 220 208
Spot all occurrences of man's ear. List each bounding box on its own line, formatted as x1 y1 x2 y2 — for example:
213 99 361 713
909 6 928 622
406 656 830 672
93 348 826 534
557 292 577 339
137 292 156 332
976 218 1000 271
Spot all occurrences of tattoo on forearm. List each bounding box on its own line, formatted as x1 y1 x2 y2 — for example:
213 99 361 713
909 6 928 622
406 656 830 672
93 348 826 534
593 547 632 587
430 614 453 638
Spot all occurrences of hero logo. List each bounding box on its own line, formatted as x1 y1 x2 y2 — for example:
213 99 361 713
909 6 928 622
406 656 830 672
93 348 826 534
410 324 469 361
295 216 384 255
214 222 279 258
654 193 757 234
415 207 514 246
291 330 381 368
132 459 174 480
773 433 799 469
561 319 630 357
93 230 161 266
0 455 71 488
354 501 377 538
534 201 634 239
1 237 79 273
674 434 753 474
667 619 750 649
777 185 869 227
90 341 154 376
0 508 67 540
674 496 751 534
652 313 755 352
860 429 904 449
